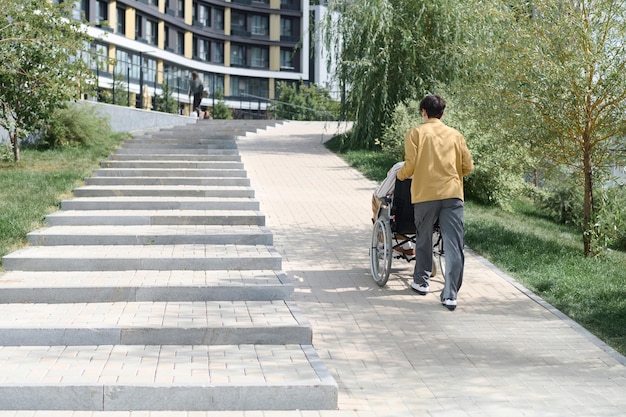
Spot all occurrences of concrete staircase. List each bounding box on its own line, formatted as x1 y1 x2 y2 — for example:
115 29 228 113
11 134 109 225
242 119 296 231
0 120 338 411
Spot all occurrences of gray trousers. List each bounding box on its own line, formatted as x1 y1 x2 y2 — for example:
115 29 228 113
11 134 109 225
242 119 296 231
412 198 465 301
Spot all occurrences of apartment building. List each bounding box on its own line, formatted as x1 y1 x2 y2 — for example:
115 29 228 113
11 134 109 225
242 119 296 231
65 0 309 116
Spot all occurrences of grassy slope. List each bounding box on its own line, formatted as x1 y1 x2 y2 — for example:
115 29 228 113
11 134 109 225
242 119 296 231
0 134 127 261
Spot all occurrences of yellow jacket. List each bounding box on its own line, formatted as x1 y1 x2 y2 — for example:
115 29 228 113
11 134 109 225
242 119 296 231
397 118 473 204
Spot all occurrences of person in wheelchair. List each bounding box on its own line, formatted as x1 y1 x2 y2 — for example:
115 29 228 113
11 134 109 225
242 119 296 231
371 161 415 256
397 94 473 311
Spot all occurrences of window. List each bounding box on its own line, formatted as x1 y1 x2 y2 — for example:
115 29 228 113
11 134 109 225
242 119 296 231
212 42 224 64
194 37 210 61
71 0 88 21
143 57 157 84
251 15 268 36
280 49 294 70
116 7 125 34
177 0 185 17
280 17 293 39
135 15 142 40
96 0 108 24
231 11 247 36
164 25 171 50
114 49 129 77
214 8 224 30
146 20 157 45
250 47 268 68
230 76 269 98
231 44 246 66
280 0 299 10
91 43 109 72
176 31 185 54
194 3 210 27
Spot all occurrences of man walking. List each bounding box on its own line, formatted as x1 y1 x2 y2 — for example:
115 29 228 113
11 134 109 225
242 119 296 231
397 95 474 311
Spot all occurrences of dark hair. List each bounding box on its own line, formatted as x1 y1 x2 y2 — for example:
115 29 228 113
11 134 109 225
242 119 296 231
419 94 446 119
191 71 199 79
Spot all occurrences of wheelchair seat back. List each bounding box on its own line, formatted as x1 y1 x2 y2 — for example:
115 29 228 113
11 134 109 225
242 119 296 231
391 178 415 235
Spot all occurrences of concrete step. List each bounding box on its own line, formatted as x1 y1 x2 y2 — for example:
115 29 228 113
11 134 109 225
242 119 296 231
84 176 250 186
72 185 255 198
0 300 311 346
93 168 247 178
0 270 293 303
109 152 241 160
120 137 237 150
44 209 265 226
0 344 337 410
2 244 281 271
61 196 256 210
27 225 273 246
101 161 244 169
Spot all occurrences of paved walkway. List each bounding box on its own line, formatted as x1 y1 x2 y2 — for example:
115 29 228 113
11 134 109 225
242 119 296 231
0 120 624 416
237 121 626 417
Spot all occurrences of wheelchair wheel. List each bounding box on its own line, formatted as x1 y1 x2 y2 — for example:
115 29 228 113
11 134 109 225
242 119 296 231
370 218 393 286
433 229 446 278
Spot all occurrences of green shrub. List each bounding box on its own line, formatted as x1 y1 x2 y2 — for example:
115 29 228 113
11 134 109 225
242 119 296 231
41 103 112 149
378 100 420 161
594 184 626 252
212 89 232 120
379 97 528 207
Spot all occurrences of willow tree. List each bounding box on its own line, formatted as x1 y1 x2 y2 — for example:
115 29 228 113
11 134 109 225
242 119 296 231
0 0 93 162
464 0 626 256
322 0 466 149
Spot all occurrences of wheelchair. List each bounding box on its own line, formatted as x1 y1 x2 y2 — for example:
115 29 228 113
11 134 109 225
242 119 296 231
369 178 446 287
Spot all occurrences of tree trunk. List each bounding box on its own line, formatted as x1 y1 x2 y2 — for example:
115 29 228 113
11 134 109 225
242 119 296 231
9 130 20 162
582 140 593 257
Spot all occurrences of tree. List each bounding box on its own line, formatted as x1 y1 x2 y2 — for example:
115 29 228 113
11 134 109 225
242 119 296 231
154 80 177 114
270 81 340 120
322 0 467 148
460 0 626 256
0 1 92 162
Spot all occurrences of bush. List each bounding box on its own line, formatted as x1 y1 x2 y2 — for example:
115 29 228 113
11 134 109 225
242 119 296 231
378 100 420 161
379 97 528 207
212 89 232 120
594 184 626 252
40 103 112 149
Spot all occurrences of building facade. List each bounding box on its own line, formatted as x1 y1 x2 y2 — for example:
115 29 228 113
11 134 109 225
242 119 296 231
65 0 310 116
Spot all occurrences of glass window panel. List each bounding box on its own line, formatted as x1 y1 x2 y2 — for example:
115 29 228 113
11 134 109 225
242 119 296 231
231 44 245 66
251 15 268 36
251 47 268 68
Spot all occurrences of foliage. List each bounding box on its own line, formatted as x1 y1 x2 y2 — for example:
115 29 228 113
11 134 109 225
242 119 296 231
154 80 178 114
40 103 112 149
592 184 626 253
379 96 529 207
98 74 131 107
270 81 340 121
322 0 468 149
458 0 626 256
0 0 93 162
212 89 232 120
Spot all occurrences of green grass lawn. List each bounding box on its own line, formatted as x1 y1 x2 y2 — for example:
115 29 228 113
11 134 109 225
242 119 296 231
331 143 626 357
0 134 127 261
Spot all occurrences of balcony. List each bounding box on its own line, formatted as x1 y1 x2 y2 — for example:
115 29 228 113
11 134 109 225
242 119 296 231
280 1 300 11
280 34 300 43
231 28 251 38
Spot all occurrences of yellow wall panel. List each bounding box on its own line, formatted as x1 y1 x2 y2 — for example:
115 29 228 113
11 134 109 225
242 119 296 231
126 8 136 40
269 45 280 71
269 14 280 41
